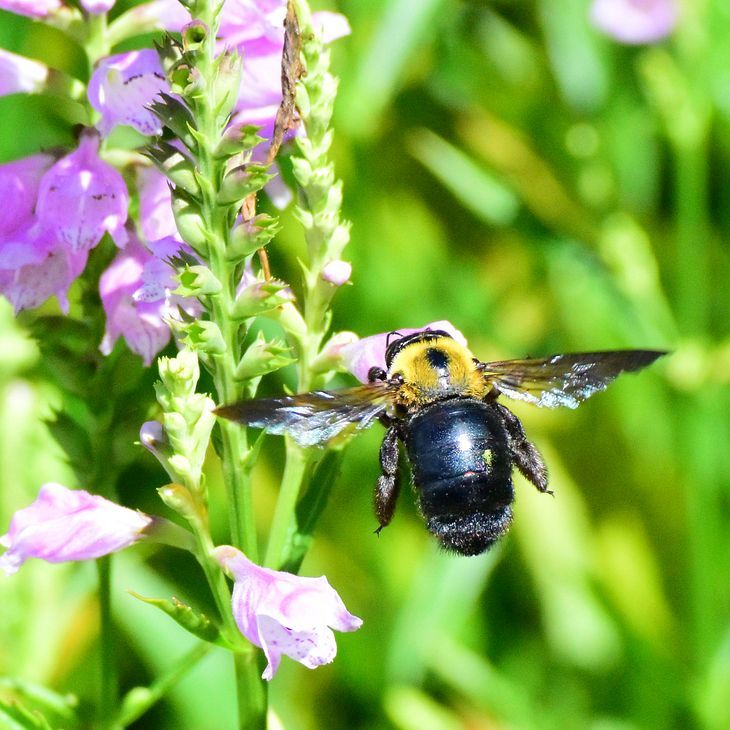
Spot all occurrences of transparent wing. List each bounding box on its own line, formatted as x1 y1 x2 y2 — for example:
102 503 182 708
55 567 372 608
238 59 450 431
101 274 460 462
214 383 393 447
480 350 666 408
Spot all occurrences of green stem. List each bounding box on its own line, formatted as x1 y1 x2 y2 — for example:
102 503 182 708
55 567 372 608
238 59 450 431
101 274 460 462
117 643 212 727
233 653 267 730
97 557 119 730
185 2 267 726
264 440 311 568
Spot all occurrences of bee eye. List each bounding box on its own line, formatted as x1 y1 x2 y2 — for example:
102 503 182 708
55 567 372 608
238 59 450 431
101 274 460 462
390 372 404 385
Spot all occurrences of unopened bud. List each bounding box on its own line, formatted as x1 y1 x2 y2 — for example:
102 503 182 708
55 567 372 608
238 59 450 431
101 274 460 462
321 259 351 287
235 332 295 380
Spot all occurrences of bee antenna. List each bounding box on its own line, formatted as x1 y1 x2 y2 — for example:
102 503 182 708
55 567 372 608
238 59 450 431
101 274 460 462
386 331 403 348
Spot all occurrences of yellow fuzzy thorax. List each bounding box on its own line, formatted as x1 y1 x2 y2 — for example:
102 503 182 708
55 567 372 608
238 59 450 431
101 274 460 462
387 336 488 408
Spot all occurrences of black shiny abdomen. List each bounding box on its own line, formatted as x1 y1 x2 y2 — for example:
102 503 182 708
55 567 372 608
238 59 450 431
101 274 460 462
404 398 514 555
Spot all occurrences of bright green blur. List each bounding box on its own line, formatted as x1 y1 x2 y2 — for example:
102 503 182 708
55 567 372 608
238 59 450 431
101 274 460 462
1 1 729 729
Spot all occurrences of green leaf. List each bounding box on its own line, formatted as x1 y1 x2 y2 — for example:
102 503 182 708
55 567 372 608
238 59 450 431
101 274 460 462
129 592 227 647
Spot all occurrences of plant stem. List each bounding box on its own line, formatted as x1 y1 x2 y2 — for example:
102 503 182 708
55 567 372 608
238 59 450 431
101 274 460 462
97 557 119 730
185 2 267 726
264 439 311 568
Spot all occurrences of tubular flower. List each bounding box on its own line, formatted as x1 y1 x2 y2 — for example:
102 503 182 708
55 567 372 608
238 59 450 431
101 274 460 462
341 320 468 383
0 0 61 18
88 50 169 137
0 483 153 575
214 545 362 680
0 48 48 98
0 153 87 313
590 0 677 45
99 237 199 365
37 130 129 252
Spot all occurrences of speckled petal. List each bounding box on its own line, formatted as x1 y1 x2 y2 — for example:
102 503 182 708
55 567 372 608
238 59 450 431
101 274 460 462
88 50 168 137
37 131 129 252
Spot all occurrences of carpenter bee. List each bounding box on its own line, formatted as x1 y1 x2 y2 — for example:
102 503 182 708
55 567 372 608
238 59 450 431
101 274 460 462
216 330 665 556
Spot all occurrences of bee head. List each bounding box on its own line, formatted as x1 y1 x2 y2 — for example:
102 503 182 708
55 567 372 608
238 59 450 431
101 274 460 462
384 329 452 369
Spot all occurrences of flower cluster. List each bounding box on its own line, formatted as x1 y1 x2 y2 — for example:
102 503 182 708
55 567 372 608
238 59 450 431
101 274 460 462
0 0 348 365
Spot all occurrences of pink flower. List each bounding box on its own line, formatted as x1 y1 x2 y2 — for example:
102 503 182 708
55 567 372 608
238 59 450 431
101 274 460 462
99 237 199 365
0 224 87 313
37 130 129 252
0 0 61 19
0 153 87 313
136 166 178 242
0 483 153 575
341 320 468 383
0 48 48 97
214 545 362 680
590 0 677 45
88 50 169 137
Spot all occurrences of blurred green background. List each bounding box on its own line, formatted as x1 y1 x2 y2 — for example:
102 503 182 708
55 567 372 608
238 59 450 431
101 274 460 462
2 0 730 728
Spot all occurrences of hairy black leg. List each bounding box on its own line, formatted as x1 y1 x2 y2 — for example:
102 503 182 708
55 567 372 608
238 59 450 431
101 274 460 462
496 403 551 494
368 366 387 383
374 425 401 533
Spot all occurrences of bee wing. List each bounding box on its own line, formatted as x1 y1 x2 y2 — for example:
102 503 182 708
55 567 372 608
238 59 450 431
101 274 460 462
214 383 393 447
480 350 666 408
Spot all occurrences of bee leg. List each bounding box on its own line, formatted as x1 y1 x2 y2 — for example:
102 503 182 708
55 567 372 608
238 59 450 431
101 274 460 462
374 426 401 534
368 366 387 383
496 404 551 495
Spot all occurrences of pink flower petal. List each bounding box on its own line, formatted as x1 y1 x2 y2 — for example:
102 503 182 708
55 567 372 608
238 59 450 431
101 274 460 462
590 0 677 45
214 545 362 680
137 167 178 242
0 0 60 19
0 224 87 314
0 153 54 239
37 131 129 253
88 50 168 137
0 483 153 575
341 320 468 383
0 48 48 98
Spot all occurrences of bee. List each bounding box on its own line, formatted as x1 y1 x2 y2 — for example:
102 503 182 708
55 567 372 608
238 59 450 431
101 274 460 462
216 329 666 556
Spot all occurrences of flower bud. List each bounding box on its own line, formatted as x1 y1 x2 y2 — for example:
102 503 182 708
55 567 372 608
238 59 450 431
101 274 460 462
218 164 273 205
157 482 200 522
158 349 200 399
216 125 265 158
175 265 223 297
182 319 227 355
235 333 295 380
212 51 243 121
147 142 200 196
320 260 351 287
231 275 295 319
227 215 281 262
171 195 209 255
